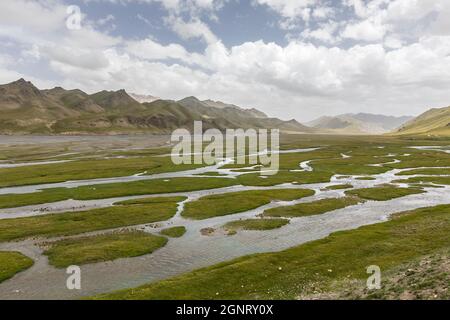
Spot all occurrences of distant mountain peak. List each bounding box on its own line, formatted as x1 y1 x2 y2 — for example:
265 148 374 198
307 112 413 135
4 78 41 97
129 93 159 104
10 78 38 89
89 88 144 112
46 86 66 94
15 78 27 84
179 96 201 102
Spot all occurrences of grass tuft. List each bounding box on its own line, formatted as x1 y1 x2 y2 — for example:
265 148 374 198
44 231 167 268
0 251 34 283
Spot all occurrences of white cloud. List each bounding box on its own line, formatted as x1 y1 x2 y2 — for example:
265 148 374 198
98 14 115 26
341 17 387 41
89 0 226 15
312 5 334 19
0 0 67 33
126 39 189 61
301 21 340 43
2 0 450 122
255 0 318 19
165 15 218 44
42 46 110 70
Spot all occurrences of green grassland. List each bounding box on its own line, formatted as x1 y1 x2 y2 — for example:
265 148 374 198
1 134 450 299
0 197 180 242
345 186 425 201
114 196 187 206
94 204 450 299
1 135 449 211
236 170 333 187
394 176 450 185
227 138 450 188
44 231 168 268
324 184 353 190
311 157 391 175
396 167 450 176
311 249 449 300
182 189 315 220
263 197 362 218
385 151 450 169
0 178 237 209
160 226 186 238
0 156 204 188
0 251 34 283
224 218 290 232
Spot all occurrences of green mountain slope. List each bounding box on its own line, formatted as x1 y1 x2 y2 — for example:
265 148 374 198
90 89 145 113
0 79 312 135
392 106 450 137
0 79 92 133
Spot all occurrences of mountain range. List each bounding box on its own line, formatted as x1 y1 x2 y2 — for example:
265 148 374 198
0 79 312 135
306 113 413 135
0 79 445 137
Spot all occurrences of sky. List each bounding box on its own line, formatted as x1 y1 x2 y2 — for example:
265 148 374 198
0 0 449 121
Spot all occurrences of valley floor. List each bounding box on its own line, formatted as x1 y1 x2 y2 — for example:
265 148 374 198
0 134 449 300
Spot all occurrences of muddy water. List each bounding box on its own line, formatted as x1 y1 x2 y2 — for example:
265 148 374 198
0 149 450 299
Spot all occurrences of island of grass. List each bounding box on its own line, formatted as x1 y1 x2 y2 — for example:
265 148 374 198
355 176 376 181
0 155 205 188
0 251 34 283
396 167 450 176
0 197 180 242
44 231 167 268
345 185 425 201
114 196 187 206
263 197 362 218
160 226 186 238
196 172 228 177
394 176 450 186
236 170 333 187
0 177 238 209
182 189 315 220
408 183 445 189
324 184 353 190
223 218 289 233
94 204 450 300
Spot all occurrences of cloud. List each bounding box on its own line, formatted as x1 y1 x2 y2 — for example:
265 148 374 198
301 21 341 44
255 0 318 19
1 0 450 122
0 0 67 33
341 17 387 42
68 34 450 120
88 0 226 15
312 5 334 19
42 45 110 70
125 38 209 68
164 15 218 44
98 14 115 26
